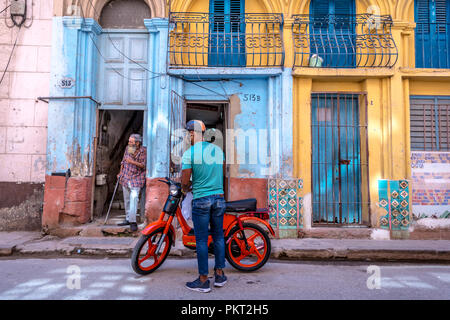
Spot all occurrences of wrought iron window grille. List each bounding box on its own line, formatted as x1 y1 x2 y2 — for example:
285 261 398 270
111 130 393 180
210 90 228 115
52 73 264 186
168 12 285 67
292 14 398 68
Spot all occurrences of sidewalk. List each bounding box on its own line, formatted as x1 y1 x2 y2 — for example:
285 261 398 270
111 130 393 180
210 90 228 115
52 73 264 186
1 231 449 262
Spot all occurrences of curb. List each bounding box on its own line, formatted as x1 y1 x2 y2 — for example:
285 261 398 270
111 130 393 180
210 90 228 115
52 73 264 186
1 239 450 263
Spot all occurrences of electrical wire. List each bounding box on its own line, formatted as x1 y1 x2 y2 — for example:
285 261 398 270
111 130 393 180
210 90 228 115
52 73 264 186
169 73 230 100
82 0 231 99
0 5 10 15
0 25 21 86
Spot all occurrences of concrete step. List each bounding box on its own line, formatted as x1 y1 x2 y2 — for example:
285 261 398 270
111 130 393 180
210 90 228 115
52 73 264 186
298 227 372 239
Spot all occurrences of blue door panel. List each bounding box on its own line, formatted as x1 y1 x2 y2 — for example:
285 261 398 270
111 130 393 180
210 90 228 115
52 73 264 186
312 94 362 224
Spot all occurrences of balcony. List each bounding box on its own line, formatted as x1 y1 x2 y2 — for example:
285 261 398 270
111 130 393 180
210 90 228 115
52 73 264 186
292 14 398 69
168 12 284 68
415 23 450 69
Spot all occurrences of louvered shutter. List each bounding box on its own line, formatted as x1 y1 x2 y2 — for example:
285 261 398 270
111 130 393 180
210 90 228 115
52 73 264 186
416 0 430 32
416 0 430 22
230 0 243 32
410 98 435 150
334 0 354 30
311 0 329 31
212 0 225 32
435 0 448 32
410 97 450 151
312 0 329 16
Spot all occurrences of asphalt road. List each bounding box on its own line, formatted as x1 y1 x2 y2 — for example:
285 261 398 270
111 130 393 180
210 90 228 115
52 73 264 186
0 257 449 300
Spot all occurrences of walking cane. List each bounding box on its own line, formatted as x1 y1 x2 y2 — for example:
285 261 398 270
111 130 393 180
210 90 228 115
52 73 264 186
104 180 119 225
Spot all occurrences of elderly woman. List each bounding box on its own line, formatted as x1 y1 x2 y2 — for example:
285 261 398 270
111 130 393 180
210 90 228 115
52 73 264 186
117 134 147 231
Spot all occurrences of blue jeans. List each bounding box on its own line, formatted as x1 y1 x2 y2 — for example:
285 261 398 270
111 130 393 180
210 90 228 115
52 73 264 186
192 194 226 276
122 183 141 223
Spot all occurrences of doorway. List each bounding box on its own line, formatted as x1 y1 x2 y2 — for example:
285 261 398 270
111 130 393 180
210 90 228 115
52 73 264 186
184 102 229 197
311 93 369 225
93 109 145 224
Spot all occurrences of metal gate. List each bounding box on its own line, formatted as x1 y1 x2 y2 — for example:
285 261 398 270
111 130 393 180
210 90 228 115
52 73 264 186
311 93 369 225
169 90 186 179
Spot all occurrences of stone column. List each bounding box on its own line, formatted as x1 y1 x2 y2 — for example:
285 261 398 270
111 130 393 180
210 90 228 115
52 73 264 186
143 18 171 222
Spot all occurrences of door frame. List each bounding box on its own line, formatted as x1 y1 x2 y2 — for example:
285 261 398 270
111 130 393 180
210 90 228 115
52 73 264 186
184 100 230 198
310 91 371 227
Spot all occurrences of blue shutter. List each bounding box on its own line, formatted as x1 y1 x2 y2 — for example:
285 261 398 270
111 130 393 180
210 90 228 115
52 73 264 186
435 0 447 32
312 0 329 16
334 0 354 15
209 0 245 66
415 0 450 67
230 0 243 32
416 0 430 33
416 0 430 22
309 0 356 67
211 0 225 32
230 0 243 14
334 0 354 30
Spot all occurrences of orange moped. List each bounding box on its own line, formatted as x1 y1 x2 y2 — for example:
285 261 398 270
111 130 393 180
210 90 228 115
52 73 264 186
131 177 275 275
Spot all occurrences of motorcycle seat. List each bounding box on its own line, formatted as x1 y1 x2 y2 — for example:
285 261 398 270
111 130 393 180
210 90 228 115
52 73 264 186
225 198 257 212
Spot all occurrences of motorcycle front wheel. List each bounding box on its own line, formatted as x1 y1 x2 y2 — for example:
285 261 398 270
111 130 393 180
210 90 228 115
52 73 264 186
131 227 172 275
225 222 271 272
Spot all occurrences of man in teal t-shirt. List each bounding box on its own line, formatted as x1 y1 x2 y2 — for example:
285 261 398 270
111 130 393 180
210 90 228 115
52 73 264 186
181 120 227 293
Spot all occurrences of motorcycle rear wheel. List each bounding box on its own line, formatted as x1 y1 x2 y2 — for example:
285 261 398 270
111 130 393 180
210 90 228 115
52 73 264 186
225 222 271 272
131 227 172 275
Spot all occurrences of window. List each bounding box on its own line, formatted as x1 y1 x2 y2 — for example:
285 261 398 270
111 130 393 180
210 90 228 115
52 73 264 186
309 0 356 67
415 0 450 68
410 97 450 151
208 0 246 66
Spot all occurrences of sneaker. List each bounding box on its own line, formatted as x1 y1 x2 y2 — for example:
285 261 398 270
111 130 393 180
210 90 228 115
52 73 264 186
130 222 138 232
214 269 227 287
117 220 130 226
185 277 211 293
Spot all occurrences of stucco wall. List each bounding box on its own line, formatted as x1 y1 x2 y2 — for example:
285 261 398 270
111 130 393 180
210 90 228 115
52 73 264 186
0 0 52 183
0 0 52 230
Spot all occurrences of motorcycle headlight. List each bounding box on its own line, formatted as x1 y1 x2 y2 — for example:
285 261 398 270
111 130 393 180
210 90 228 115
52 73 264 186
169 184 179 196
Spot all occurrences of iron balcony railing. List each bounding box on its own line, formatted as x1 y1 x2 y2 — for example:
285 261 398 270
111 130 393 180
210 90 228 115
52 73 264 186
168 12 285 67
415 23 450 69
292 14 398 68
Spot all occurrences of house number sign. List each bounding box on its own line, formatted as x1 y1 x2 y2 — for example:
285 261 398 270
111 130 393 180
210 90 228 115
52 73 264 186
58 77 75 89
242 93 261 102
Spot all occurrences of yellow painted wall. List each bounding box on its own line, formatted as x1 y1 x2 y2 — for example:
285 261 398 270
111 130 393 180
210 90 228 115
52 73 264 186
409 81 450 96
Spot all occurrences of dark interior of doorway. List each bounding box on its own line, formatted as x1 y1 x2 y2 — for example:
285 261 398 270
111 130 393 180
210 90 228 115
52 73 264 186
185 102 228 196
93 109 145 225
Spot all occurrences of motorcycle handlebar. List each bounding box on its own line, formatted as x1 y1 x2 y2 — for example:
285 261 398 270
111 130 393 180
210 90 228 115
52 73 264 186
158 177 176 185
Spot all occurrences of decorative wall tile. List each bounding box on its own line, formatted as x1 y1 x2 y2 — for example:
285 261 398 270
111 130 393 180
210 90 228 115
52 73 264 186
378 179 411 230
268 178 303 231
